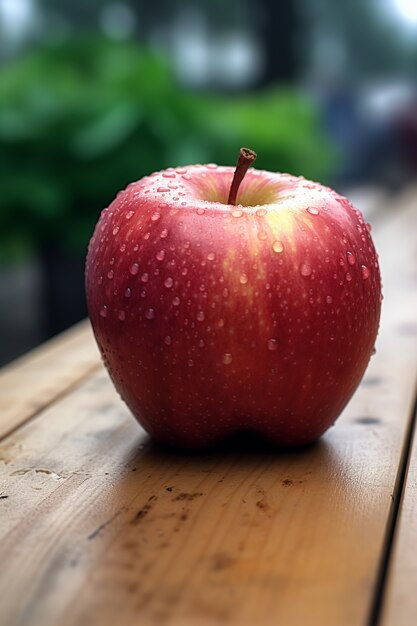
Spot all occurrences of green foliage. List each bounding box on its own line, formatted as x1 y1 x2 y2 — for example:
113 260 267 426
0 36 335 261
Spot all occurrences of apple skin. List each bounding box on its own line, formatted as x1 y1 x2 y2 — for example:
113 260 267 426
85 164 381 448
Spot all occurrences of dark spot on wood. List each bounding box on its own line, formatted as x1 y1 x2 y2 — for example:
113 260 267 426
256 499 267 510
180 513 188 521
362 376 382 387
282 479 293 486
87 506 127 540
132 505 151 523
132 468 137 472
0 495 9 499
172 492 203 502
211 553 236 571
355 417 382 425
148 495 157 502
165 486 174 492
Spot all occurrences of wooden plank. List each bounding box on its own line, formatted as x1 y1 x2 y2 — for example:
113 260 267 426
1 187 417 626
0 320 100 441
380 391 417 618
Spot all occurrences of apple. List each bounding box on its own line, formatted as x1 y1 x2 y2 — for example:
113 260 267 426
86 149 381 448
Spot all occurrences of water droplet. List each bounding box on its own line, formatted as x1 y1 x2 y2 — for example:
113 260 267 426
232 209 243 218
125 288 132 298
326 295 333 304
346 272 352 282
164 277 173 288
112 226 120 235
307 206 319 215
120 243 126 252
196 207 205 216
126 210 134 220
258 230 268 241
164 335 172 345
157 187 170 193
145 308 155 320
256 208 267 217
188 359 194 367
300 263 312 277
206 163 218 169
175 167 187 175
361 265 370 279
347 251 356 265
239 273 249 284
160 228 168 239
100 305 108 318
118 310 126 321
141 272 149 283
156 250 166 261
222 353 233 365
339 258 345 267
197 311 205 321
218 318 224 328
151 212 161 221
130 263 139 275
172 296 180 306
223 288 229 298
267 339 278 351
162 171 176 178
207 252 215 261
98 276 103 285
366 223 372 233
107 270 114 279
272 240 284 253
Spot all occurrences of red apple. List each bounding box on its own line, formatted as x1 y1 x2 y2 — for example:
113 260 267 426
86 149 381 448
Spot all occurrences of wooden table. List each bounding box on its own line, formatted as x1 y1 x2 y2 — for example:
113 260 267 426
1 186 417 626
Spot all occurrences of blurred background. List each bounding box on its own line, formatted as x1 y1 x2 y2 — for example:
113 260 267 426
1 0 417 366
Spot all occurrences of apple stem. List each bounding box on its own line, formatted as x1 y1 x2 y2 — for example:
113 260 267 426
227 147 257 206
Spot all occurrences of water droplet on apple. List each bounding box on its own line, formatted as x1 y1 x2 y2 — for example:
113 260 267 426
361 265 370 279
125 287 132 298
326 295 333 304
196 207 205 216
151 212 161 221
100 305 108 318
107 270 114 279
272 240 284 253
126 210 134 219
256 208 267 217
130 263 139 275
162 171 176 179
188 359 194 367
267 339 278 351
145 308 155 320
222 353 233 365
112 226 120 235
118 310 126 321
258 230 268 241
347 251 356 265
160 228 168 239
223 288 229 298
239 273 249 284
206 163 218 169
120 243 126 252
164 335 172 345
164 277 174 288
157 187 170 193
98 276 103 285
175 167 187 175
300 263 312 277
207 252 215 261
366 223 372 232
232 209 243 218
140 272 149 283
307 206 319 215
197 311 205 321
172 296 180 306
346 272 352 282
156 250 166 261
339 258 345 266
218 319 224 328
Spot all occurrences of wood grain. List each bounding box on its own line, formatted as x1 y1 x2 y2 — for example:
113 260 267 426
0 320 100 441
1 189 417 626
